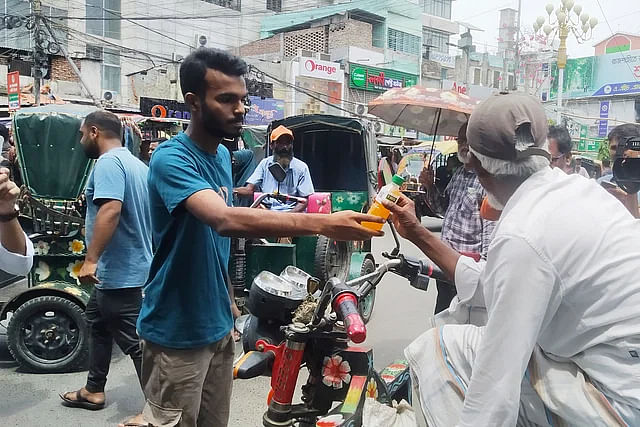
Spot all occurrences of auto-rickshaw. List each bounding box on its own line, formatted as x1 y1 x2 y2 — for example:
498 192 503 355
230 114 379 322
0 105 141 372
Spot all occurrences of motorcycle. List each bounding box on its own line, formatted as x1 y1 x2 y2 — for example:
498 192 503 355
233 224 445 426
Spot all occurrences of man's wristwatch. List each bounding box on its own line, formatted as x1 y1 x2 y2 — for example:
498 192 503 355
0 204 20 222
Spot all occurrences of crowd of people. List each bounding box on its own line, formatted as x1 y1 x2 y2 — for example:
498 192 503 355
3 47 638 426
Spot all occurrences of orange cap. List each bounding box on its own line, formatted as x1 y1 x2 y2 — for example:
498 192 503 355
270 125 294 142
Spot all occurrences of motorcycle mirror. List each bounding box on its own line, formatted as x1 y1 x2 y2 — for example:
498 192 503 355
234 314 250 335
268 163 287 183
307 276 321 295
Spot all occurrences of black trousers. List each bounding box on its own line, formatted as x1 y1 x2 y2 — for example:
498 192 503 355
85 287 143 394
434 280 457 315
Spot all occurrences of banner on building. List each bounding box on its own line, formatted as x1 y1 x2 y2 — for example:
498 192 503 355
429 51 456 68
7 71 20 111
140 97 190 120
349 64 418 92
245 96 285 126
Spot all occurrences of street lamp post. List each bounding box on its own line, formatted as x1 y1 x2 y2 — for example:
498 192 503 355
533 0 597 123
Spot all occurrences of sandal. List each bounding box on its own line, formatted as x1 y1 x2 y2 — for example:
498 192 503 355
59 390 105 410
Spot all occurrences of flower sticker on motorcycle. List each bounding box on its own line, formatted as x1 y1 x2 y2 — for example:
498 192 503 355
366 377 378 399
68 239 85 255
322 355 351 389
34 241 50 255
35 261 50 281
66 260 84 281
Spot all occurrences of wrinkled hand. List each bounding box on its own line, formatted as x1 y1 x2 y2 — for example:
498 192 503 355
382 194 423 240
419 167 434 189
321 211 384 241
78 260 100 285
0 168 20 216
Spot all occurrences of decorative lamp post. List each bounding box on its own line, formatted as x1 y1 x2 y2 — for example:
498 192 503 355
533 0 597 123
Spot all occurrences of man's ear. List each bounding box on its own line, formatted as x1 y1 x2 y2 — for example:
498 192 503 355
184 92 200 113
90 125 99 138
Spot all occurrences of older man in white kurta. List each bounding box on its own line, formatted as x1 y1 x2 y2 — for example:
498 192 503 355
385 93 640 426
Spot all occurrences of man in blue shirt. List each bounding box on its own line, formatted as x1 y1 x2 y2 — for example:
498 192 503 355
136 48 383 427
235 125 314 211
60 111 152 424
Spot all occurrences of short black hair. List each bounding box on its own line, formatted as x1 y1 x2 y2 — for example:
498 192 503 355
548 125 572 154
0 124 8 142
179 48 248 98
84 110 122 140
608 123 640 144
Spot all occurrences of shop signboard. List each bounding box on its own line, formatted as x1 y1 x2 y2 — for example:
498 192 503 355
598 101 609 137
298 58 341 82
140 97 190 119
349 64 418 93
428 51 456 68
245 96 285 126
577 125 588 151
7 71 20 111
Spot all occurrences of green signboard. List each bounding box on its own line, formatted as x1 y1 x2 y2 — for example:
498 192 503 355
349 64 418 92
577 125 588 151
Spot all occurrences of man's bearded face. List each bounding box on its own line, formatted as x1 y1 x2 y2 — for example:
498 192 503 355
272 136 293 168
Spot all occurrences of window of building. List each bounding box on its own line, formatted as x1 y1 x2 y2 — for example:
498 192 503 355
388 29 420 56
86 0 121 39
473 68 481 85
508 74 515 90
441 68 448 80
422 0 452 19
87 44 120 93
200 0 241 11
422 28 449 55
266 0 281 12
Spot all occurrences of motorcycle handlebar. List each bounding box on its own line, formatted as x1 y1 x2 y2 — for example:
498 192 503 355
331 289 367 344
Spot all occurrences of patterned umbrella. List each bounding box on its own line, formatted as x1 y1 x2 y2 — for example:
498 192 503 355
368 86 482 137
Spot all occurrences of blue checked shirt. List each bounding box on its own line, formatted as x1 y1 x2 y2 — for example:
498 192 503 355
428 167 495 257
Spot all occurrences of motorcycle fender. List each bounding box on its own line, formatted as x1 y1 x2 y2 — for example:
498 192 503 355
1 281 90 319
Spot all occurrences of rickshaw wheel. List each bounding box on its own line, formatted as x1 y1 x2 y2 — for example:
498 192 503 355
358 258 376 324
7 295 89 373
314 236 351 283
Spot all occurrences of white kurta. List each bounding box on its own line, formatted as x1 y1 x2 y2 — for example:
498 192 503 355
0 232 34 276
408 167 640 426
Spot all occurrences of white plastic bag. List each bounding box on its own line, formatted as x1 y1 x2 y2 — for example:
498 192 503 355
362 397 417 427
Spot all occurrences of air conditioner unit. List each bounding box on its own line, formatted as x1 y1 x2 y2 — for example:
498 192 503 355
195 34 208 48
172 52 184 62
318 53 331 61
355 103 367 116
298 49 313 58
103 91 114 101
374 121 383 134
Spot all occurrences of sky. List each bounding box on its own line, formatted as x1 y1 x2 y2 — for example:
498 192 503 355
450 0 640 58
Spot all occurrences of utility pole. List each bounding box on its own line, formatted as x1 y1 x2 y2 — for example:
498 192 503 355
32 0 42 105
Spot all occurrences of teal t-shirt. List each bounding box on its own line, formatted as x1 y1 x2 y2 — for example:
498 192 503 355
137 133 233 349
85 147 152 289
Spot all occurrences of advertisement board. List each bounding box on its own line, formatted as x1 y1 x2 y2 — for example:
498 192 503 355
550 49 640 99
245 96 285 126
349 64 418 93
7 71 20 111
140 97 190 119
298 58 341 82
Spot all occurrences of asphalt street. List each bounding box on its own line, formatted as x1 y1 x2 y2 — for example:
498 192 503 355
0 221 440 427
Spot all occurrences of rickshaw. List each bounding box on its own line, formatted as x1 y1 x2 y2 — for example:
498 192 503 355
230 114 379 322
0 105 141 372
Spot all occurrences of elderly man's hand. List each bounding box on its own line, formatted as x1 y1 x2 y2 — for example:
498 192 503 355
382 194 422 240
419 167 434 189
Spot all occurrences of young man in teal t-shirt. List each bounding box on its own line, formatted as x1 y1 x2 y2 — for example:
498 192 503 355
137 48 384 427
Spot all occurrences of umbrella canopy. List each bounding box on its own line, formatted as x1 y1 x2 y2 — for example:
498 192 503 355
368 86 481 137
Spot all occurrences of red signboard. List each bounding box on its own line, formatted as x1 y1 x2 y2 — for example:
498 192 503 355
7 71 20 111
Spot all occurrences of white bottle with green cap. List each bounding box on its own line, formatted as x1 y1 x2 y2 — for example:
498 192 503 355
362 174 405 231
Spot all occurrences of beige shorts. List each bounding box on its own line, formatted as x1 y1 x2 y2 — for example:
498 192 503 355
141 334 234 427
